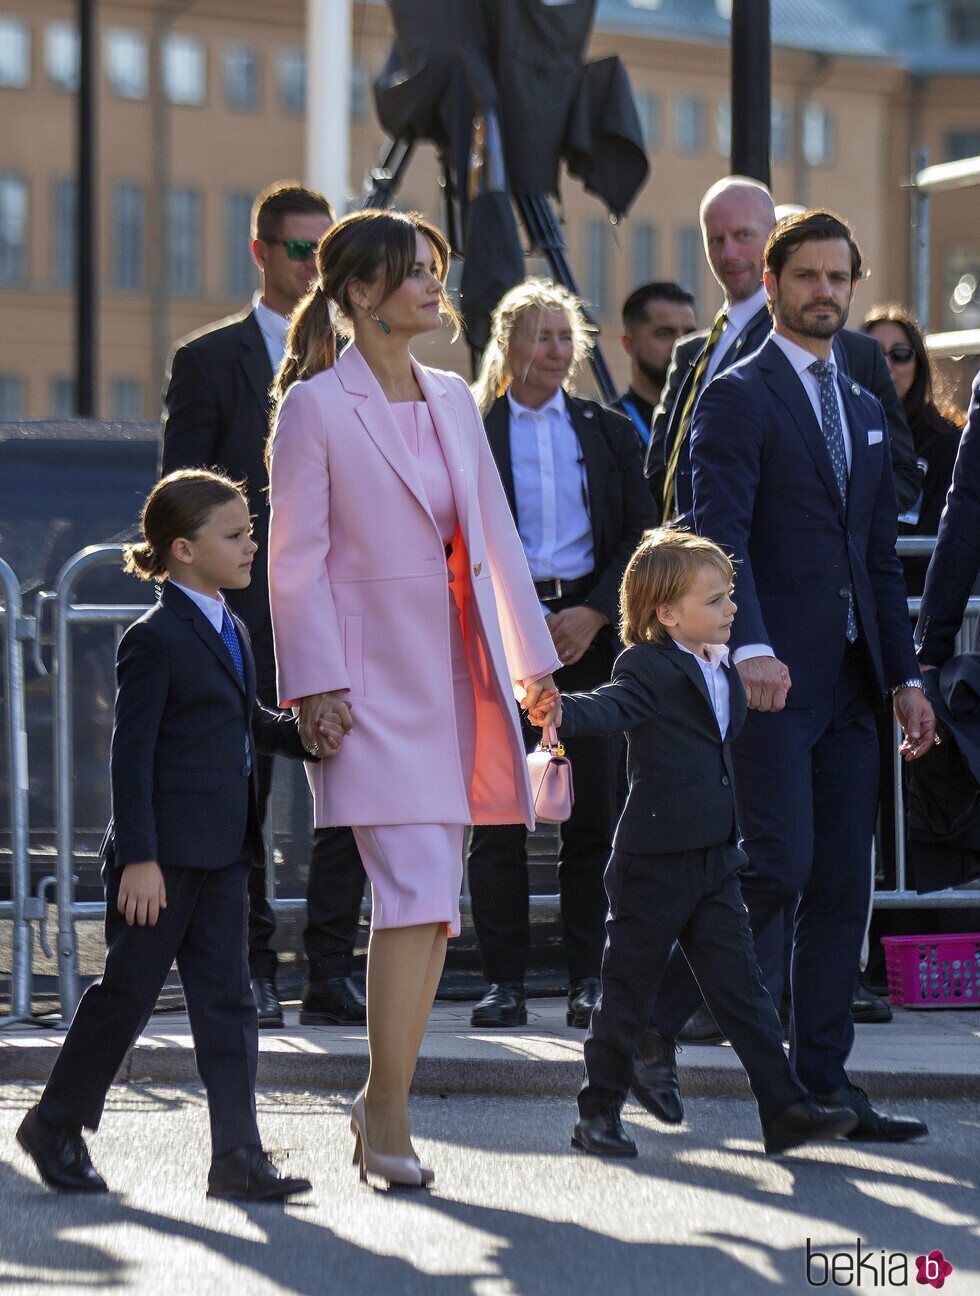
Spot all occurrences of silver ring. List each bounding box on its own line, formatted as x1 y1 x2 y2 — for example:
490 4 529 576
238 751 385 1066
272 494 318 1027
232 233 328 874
306 742 318 757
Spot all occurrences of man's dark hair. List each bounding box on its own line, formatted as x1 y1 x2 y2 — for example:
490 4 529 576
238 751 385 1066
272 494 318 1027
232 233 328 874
252 181 334 241
621 281 696 330
765 209 863 282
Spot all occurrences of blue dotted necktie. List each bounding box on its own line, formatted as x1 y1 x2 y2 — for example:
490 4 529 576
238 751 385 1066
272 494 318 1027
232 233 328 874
810 359 858 642
220 607 245 685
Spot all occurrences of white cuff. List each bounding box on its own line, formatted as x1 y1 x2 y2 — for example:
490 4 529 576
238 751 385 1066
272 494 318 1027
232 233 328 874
732 643 775 665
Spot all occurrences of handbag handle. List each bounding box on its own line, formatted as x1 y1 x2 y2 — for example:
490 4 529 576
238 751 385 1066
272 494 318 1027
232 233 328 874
537 721 563 753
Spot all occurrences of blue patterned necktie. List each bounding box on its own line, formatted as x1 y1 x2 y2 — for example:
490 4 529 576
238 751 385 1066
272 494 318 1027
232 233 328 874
220 607 245 686
810 359 858 642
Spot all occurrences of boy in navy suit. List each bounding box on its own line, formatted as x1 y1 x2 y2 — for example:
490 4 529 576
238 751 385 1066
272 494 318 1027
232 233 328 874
529 529 857 1158
17 470 348 1199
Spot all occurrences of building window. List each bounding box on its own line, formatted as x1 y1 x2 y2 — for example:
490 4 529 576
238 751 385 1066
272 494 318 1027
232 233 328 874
224 44 259 111
771 101 790 164
0 375 25 420
45 21 79 92
676 226 701 302
227 192 255 297
51 376 76 418
945 131 980 162
162 34 205 106
105 29 147 100
113 182 144 290
350 58 368 122
715 100 731 157
673 97 705 156
634 91 660 152
0 17 30 89
52 178 77 289
111 379 143 420
167 188 201 295
0 174 28 286
584 219 609 318
279 46 306 115
631 222 658 287
802 105 835 167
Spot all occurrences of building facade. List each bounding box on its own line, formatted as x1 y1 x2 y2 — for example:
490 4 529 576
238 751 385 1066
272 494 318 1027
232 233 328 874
0 0 977 418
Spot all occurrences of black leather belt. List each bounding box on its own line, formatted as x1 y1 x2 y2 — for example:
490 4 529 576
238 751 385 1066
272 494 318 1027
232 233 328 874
533 574 593 602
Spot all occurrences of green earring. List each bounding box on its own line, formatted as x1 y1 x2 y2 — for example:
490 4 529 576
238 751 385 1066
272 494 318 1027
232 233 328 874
370 310 391 335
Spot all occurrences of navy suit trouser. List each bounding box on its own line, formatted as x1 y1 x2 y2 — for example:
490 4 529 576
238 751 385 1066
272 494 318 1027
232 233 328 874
650 641 881 1094
580 846 806 1120
38 859 261 1158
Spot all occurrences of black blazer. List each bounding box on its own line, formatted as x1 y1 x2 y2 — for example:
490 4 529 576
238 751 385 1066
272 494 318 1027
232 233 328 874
646 308 921 518
484 392 657 626
557 638 746 854
161 309 275 651
916 373 980 665
104 582 311 873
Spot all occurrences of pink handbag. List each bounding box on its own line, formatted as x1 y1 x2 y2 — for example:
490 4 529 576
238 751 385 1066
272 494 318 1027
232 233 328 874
526 723 574 823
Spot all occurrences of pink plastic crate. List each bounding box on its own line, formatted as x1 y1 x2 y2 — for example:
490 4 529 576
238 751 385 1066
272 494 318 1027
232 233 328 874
882 934 980 1009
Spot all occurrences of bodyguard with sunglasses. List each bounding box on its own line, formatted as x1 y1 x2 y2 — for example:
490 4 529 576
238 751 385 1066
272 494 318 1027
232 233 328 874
162 182 369 1031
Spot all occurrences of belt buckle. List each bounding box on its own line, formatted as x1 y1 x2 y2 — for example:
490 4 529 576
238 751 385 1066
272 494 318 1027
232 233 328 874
539 577 562 602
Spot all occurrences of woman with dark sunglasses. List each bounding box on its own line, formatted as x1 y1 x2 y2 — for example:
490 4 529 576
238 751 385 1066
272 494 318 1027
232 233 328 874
862 304 965 594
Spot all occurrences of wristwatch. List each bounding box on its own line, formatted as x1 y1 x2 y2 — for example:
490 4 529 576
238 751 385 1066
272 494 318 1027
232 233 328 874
891 678 924 695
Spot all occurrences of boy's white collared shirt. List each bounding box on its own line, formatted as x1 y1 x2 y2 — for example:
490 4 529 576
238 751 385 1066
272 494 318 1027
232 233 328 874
169 580 226 634
671 638 731 737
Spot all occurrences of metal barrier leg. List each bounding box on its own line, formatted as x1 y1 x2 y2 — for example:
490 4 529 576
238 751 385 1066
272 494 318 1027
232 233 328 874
54 569 80 1023
0 559 36 1027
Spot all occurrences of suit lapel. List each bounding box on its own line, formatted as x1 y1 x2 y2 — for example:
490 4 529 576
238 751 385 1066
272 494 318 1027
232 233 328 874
760 341 846 523
162 583 246 696
238 311 275 415
565 395 604 551
485 397 518 521
721 305 771 372
413 358 473 549
230 608 256 705
725 660 747 737
838 378 872 522
661 639 713 716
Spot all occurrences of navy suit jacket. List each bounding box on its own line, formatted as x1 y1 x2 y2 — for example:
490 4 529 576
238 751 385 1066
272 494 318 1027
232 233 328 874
104 581 311 872
689 337 920 708
916 373 980 665
557 638 746 855
646 309 921 520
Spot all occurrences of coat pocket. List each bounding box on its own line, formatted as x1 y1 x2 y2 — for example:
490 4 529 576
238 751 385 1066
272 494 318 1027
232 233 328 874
344 615 365 695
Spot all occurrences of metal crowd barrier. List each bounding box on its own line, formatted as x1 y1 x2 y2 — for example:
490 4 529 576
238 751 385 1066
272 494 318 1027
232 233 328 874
14 533 980 1024
0 559 35 1025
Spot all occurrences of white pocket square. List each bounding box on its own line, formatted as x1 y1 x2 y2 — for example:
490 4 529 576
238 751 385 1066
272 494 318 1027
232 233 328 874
867 429 883 445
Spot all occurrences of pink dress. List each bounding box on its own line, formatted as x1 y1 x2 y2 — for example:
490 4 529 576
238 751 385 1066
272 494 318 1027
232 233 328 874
352 401 476 937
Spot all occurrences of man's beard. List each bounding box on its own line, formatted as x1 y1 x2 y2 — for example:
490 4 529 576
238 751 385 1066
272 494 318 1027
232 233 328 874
777 297 849 339
636 356 669 388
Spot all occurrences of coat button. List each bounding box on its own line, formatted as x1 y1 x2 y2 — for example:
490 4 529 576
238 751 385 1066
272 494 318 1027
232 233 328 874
721 775 730 786
473 562 482 576
838 587 849 598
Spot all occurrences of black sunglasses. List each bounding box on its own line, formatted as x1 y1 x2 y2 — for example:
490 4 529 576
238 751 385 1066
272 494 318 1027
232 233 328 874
266 238 319 262
883 346 915 365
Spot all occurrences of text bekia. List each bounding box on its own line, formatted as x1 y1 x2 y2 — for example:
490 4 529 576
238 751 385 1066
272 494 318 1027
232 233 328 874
806 1240 954 1288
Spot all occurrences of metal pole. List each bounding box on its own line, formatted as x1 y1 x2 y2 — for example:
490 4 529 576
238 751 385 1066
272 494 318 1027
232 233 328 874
912 147 931 330
0 561 33 1021
53 557 79 1020
730 0 772 187
76 0 97 415
307 0 352 208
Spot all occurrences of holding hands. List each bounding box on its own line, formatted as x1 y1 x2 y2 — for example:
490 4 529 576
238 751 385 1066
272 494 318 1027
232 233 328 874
736 655 792 712
298 690 354 758
893 686 937 761
522 676 562 728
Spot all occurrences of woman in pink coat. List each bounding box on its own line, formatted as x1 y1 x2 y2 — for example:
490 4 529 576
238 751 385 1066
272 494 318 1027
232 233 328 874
267 210 561 1188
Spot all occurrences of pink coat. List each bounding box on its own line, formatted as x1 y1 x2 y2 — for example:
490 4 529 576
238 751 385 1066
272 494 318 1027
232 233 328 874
267 344 561 829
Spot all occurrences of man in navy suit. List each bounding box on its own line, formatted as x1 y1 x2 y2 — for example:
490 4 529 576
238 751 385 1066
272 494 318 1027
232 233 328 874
640 211 936 1142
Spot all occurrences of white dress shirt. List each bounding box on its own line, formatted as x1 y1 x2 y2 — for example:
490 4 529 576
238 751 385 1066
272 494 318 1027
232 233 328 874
253 291 290 372
506 387 594 582
671 639 731 737
169 580 227 632
732 330 854 666
705 284 769 383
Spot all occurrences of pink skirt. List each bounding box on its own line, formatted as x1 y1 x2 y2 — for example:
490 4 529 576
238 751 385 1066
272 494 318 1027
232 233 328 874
352 599 476 937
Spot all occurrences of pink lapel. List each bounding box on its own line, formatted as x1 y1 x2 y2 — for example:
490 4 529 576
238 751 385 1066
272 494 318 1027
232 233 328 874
411 357 475 551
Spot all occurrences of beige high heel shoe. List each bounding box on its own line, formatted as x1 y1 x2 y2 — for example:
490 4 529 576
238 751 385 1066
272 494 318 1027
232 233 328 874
350 1093 425 1189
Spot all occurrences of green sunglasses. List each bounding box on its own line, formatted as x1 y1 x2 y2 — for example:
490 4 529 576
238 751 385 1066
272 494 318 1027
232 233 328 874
266 238 319 262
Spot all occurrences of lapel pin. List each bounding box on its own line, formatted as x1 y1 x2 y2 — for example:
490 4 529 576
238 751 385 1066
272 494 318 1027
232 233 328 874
851 383 860 396
583 409 594 418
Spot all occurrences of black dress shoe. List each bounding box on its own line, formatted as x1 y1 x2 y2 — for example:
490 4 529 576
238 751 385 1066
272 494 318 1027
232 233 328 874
250 976 284 1029
471 982 527 1027
566 976 602 1028
630 1028 684 1124
816 1084 928 1143
762 1098 858 1156
299 975 367 1025
677 1005 726 1044
851 982 893 1024
17 1106 108 1193
207 1147 312 1201
572 1112 638 1159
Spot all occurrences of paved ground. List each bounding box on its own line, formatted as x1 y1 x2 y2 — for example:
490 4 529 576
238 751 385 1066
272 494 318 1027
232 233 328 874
1 1083 977 1296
